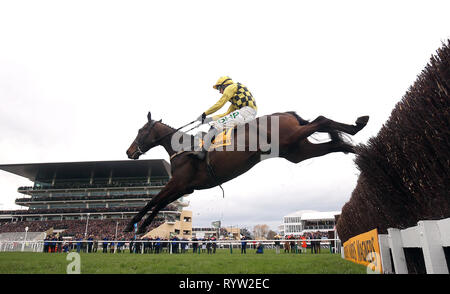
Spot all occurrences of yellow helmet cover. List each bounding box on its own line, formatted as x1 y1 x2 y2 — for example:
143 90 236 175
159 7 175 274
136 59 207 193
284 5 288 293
213 76 233 89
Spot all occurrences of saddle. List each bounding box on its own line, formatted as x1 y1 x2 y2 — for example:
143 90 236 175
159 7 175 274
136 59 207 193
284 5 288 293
170 127 234 161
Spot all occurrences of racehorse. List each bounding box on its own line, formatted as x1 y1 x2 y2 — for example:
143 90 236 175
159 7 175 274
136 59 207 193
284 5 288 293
125 111 369 234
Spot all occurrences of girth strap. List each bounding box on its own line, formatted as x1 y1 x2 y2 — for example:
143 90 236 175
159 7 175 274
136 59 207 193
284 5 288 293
206 152 225 198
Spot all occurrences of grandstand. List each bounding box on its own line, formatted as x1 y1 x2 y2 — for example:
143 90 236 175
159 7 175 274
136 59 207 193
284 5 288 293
282 210 340 237
0 160 191 240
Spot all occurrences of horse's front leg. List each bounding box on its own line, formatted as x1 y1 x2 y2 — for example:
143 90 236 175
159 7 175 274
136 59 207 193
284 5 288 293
123 180 180 232
136 187 189 234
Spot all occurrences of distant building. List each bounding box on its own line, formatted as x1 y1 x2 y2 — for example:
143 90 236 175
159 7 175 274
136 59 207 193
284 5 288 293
282 210 340 236
225 227 241 239
192 226 241 239
144 210 192 239
192 227 219 239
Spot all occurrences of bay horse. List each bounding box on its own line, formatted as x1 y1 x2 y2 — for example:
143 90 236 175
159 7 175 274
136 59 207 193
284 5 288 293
125 111 369 234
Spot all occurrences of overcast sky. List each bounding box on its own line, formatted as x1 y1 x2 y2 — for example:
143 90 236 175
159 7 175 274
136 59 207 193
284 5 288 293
0 0 449 231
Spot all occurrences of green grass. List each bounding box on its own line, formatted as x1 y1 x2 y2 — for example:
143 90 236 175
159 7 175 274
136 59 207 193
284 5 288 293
0 249 366 274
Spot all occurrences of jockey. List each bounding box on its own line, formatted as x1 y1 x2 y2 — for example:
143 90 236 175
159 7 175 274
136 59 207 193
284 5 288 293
194 76 258 160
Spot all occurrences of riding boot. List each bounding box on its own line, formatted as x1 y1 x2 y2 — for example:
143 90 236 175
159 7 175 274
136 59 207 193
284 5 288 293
194 127 218 160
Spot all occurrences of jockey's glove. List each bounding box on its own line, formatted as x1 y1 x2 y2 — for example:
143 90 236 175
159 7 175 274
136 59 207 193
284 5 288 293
197 113 212 124
197 113 206 122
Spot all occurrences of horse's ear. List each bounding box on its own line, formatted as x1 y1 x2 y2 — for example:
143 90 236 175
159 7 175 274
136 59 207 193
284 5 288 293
147 112 151 122
158 119 162 123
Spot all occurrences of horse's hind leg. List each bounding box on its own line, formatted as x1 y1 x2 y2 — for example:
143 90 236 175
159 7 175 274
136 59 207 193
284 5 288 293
286 115 368 145
314 115 369 135
285 140 354 163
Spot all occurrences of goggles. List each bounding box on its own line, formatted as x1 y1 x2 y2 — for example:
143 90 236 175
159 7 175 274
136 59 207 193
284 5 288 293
214 78 231 90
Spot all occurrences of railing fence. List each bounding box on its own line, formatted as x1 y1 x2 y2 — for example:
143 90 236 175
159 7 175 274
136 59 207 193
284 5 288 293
0 238 342 255
364 217 450 274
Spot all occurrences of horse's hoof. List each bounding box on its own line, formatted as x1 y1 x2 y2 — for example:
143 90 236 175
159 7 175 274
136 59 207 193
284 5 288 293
356 116 369 127
345 145 356 154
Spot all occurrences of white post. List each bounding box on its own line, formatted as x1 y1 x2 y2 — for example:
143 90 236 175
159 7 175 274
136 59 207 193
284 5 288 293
22 227 29 252
84 213 90 238
387 228 408 274
418 221 449 274
378 234 393 274
437 218 450 246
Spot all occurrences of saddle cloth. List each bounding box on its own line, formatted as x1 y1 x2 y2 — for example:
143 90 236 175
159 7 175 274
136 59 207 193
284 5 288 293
199 128 234 151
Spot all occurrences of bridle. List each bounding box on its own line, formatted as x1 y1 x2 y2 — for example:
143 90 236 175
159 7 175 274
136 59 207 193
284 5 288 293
133 119 201 157
133 119 160 156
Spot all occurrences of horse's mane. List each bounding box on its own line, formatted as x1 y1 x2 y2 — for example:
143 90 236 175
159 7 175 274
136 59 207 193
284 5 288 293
158 120 177 130
157 120 195 138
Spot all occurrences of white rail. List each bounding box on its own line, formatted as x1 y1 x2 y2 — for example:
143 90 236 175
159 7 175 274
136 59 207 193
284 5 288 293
0 238 341 254
378 218 450 274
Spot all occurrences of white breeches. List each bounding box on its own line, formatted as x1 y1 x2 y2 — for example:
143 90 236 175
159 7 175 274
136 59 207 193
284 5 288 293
210 106 257 130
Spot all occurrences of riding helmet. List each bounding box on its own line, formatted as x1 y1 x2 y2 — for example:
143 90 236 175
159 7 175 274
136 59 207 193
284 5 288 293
213 76 233 89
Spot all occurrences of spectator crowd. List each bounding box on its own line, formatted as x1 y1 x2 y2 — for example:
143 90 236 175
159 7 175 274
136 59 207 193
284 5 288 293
0 204 177 216
2 220 335 256
39 232 333 255
42 234 223 255
278 232 333 254
0 219 164 237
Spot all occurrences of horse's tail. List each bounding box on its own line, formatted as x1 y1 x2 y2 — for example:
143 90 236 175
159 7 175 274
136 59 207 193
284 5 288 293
286 111 309 126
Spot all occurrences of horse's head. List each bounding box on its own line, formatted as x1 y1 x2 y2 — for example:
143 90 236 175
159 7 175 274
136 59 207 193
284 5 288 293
126 112 161 160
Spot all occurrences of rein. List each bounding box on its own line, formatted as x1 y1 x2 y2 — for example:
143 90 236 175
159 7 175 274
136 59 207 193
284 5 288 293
134 119 201 155
134 118 225 199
